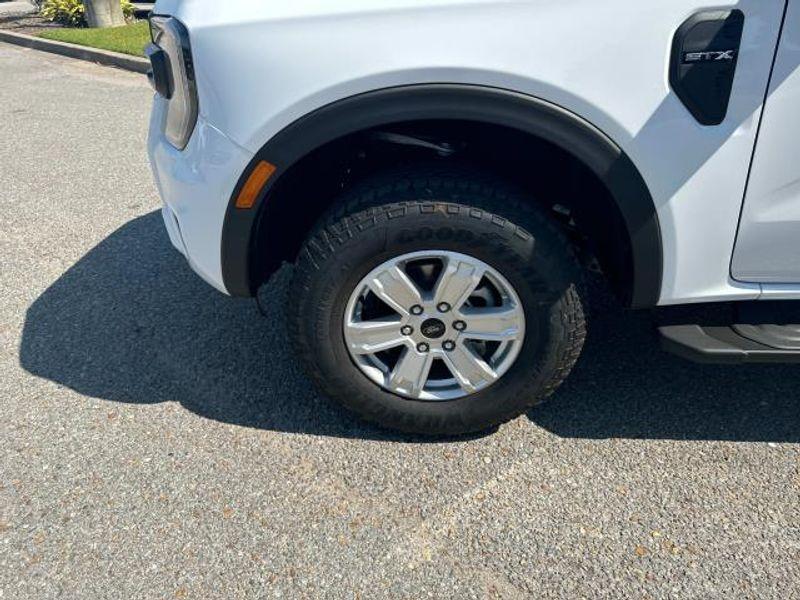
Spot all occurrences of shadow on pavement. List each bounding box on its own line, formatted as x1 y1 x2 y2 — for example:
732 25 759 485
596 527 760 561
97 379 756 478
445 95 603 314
19 211 800 443
531 300 800 444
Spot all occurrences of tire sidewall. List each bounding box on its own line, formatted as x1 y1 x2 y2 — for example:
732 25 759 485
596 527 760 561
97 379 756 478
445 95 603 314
296 200 577 433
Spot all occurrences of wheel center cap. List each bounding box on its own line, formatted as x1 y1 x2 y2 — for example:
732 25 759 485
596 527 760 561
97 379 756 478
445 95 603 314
420 318 446 339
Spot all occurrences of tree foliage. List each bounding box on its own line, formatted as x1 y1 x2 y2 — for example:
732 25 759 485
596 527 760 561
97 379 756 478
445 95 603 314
41 0 134 28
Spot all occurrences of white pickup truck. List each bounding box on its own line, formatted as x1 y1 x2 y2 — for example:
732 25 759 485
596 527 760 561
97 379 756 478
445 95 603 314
146 0 800 435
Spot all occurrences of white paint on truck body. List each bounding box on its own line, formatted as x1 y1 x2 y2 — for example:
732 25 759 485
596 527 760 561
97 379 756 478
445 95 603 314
150 0 793 304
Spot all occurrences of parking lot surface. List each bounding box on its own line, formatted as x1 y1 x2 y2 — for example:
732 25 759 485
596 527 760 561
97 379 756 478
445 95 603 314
1 43 798 599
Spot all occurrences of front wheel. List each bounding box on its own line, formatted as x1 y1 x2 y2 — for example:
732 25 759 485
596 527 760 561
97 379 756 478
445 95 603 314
288 168 587 435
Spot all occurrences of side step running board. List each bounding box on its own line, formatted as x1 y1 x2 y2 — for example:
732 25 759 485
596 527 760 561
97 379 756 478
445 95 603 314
660 324 800 364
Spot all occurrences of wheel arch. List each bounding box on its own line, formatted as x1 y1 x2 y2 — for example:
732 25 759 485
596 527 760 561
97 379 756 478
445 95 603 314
221 84 662 308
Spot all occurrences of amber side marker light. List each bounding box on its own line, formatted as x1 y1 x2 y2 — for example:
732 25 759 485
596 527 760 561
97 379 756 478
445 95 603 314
235 160 277 209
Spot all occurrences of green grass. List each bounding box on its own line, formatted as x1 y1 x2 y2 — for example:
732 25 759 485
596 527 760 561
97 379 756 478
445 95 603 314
38 21 149 57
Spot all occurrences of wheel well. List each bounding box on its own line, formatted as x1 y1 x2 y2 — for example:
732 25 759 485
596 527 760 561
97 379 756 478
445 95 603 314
251 119 636 304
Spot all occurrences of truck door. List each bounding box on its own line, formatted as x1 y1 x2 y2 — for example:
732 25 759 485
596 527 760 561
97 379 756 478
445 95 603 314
732 1 800 283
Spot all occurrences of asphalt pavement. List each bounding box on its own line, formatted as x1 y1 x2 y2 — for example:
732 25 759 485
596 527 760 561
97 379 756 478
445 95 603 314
1 43 798 599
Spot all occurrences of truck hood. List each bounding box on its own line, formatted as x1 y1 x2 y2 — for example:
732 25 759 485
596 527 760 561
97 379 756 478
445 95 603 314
152 0 511 26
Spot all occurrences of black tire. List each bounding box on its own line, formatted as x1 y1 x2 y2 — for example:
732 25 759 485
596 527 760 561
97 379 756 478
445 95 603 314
288 166 587 436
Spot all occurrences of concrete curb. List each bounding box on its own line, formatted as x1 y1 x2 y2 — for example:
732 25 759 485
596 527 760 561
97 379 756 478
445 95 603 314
0 29 149 73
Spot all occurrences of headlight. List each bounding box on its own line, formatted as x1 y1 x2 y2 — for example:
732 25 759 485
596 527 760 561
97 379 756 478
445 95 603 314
146 16 198 150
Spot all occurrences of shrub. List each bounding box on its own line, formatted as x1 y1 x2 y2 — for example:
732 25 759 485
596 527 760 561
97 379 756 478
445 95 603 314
41 0 135 28
41 0 84 26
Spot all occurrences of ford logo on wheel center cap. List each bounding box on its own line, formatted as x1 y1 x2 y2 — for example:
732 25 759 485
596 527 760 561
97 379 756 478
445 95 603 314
420 318 446 339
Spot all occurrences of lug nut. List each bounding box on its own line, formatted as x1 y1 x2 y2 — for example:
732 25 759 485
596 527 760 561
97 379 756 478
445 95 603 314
442 340 456 352
417 342 430 353
453 320 467 331
410 305 424 316
401 325 414 336
437 302 451 313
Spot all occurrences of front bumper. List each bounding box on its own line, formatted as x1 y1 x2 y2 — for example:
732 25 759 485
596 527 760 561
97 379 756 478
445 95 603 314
147 97 254 294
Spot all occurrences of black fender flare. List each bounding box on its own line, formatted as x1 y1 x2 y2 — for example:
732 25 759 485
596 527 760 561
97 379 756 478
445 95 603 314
221 84 662 308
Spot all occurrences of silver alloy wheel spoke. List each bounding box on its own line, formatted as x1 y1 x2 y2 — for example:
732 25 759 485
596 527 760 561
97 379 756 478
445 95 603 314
443 343 498 393
434 258 486 311
367 265 423 316
459 306 523 341
344 250 525 401
388 347 434 397
345 317 406 354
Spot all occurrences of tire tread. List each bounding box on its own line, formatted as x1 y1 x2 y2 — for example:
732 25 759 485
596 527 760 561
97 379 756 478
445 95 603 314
288 165 587 435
